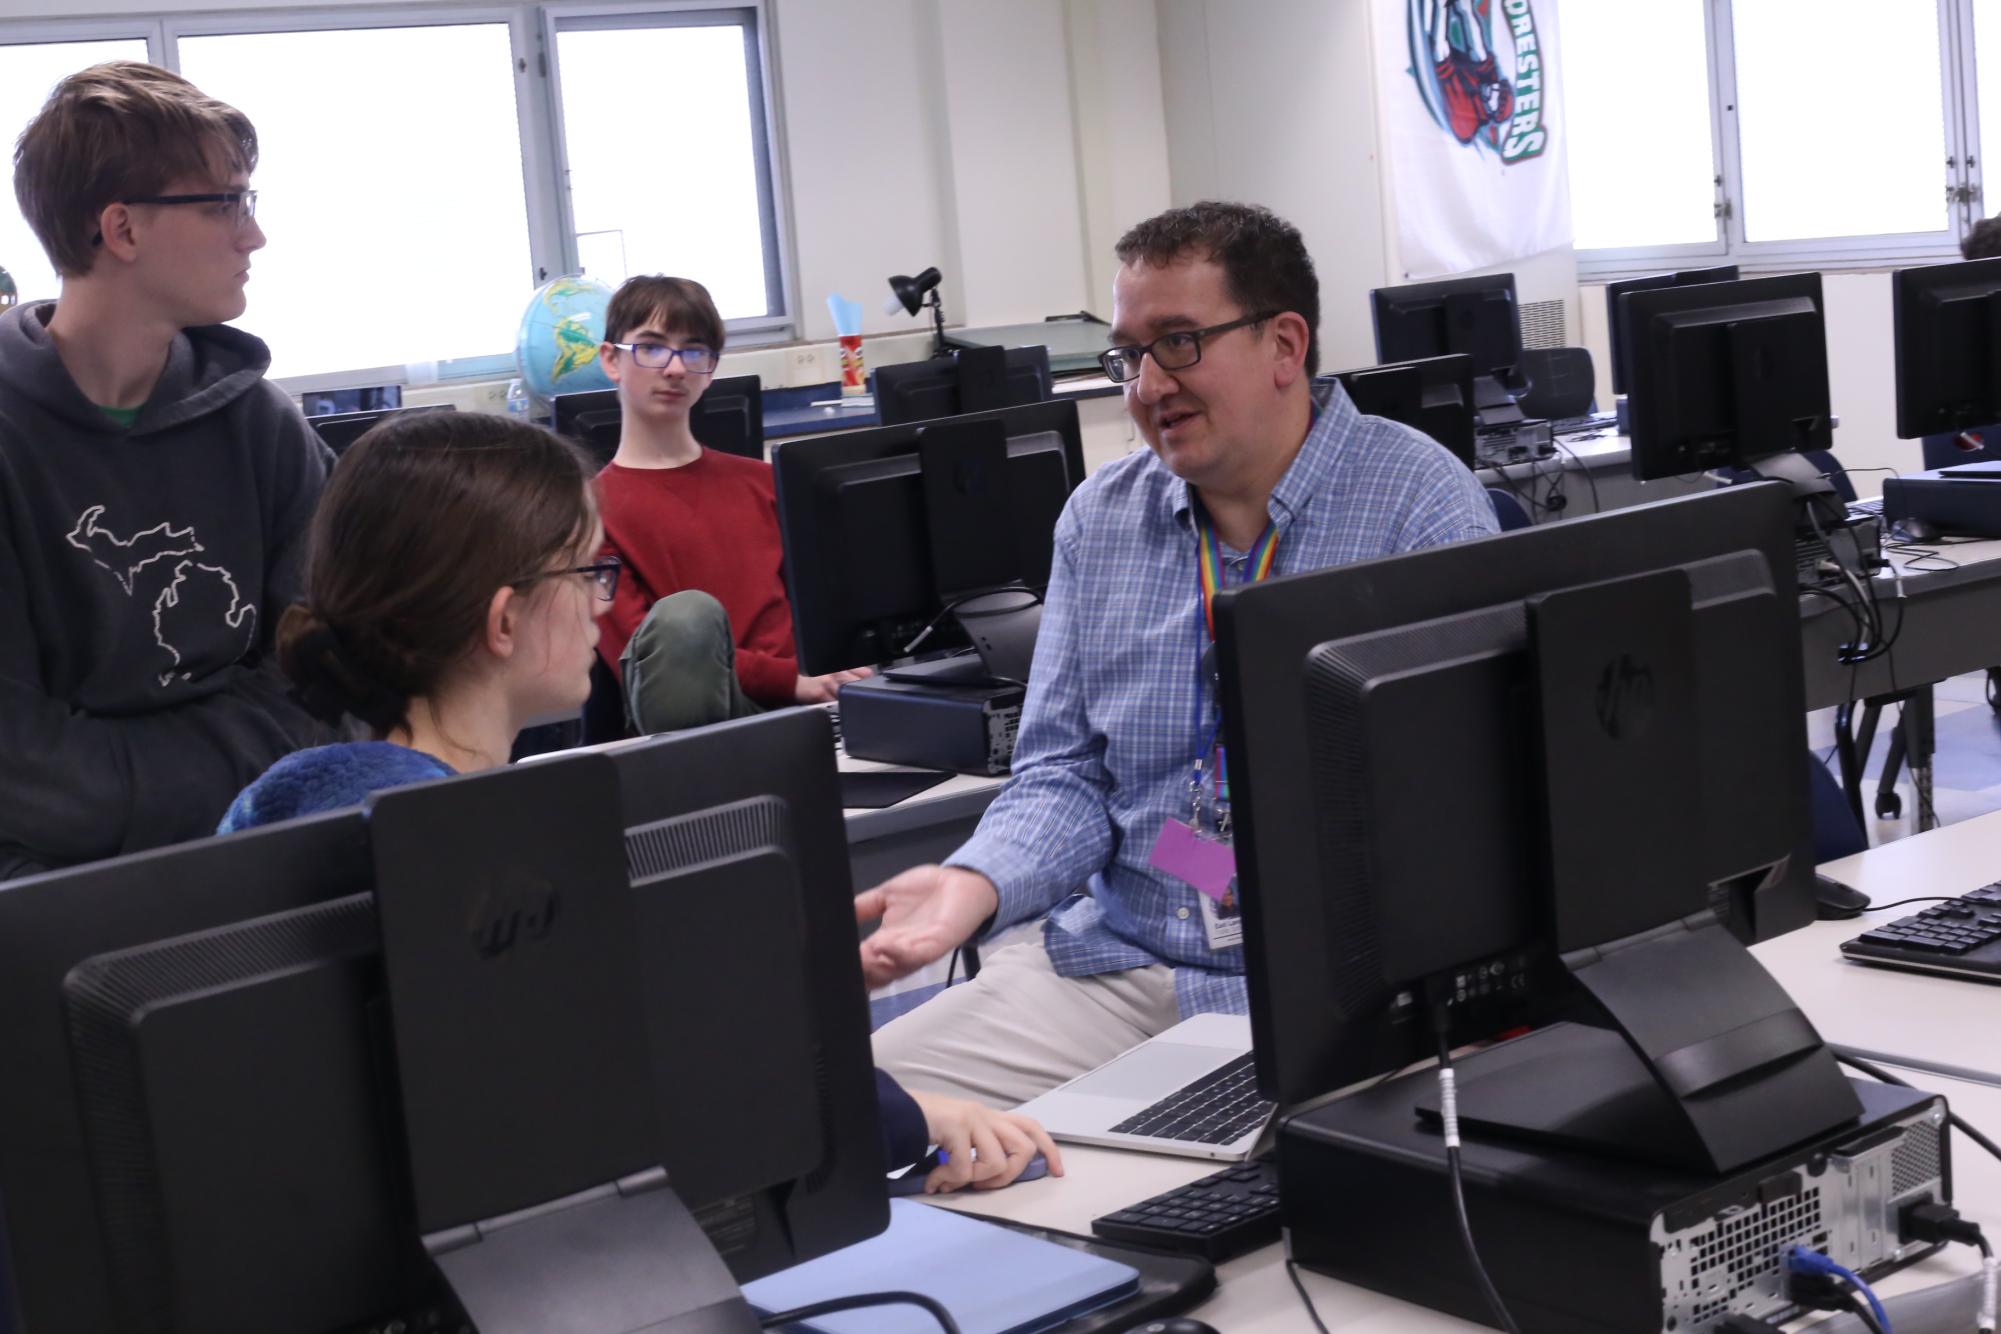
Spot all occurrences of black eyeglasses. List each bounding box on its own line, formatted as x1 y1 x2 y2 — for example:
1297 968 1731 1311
515 556 621 602
609 342 718 374
92 190 258 246
1098 311 1279 384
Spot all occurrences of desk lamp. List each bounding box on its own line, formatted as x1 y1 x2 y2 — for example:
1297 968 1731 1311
884 266 948 358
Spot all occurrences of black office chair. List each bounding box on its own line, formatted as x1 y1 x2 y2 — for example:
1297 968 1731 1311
1807 753 1868 863
1486 487 1532 532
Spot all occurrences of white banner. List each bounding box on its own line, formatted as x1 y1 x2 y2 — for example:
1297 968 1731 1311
1377 0 1573 279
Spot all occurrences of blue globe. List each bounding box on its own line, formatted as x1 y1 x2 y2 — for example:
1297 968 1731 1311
515 275 615 403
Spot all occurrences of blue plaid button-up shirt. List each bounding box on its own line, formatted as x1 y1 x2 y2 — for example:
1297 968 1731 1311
948 381 1500 1017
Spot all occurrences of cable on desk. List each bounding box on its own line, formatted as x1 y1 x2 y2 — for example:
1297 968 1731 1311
1860 895 1973 913
1432 1014 1522 1334
1832 1053 2001 1169
1840 1292 1891 1334
1285 1258 1334 1334
1788 1245 1893 1333
758 1289 961 1333
1549 436 1602 514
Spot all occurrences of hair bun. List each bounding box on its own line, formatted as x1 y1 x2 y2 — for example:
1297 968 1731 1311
280 611 410 734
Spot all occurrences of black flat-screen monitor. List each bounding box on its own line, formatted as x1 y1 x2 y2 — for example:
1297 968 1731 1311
1318 354 1476 467
773 398 1086 675
1216 484 1818 1116
1370 273 1521 380
1622 273 1831 482
1893 256 2001 439
307 403 454 456
873 345 1053 427
553 373 765 467
0 712 883 1333
1606 265 1740 396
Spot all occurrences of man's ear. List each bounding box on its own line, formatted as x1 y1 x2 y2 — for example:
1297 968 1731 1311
484 585 521 661
94 202 140 263
1270 311 1312 390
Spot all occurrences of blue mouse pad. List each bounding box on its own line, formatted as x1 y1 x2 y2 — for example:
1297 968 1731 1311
744 1199 1139 1333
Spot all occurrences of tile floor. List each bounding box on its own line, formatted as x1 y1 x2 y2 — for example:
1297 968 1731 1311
1808 669 2001 845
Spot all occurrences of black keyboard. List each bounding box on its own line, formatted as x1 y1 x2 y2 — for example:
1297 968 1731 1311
1091 1155 1281 1262
1841 882 2001 977
1105 1052 1276 1146
1549 412 1618 436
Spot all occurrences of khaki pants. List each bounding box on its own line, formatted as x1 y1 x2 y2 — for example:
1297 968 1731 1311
871 938 1180 1107
622 589 767 733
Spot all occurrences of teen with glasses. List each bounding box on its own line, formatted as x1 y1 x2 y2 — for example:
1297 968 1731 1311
860 202 1501 1107
0 62 333 879
222 409 1061 1193
593 275 868 734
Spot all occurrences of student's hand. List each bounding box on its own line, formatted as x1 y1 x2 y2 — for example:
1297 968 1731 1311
910 1091 1065 1193
795 666 872 704
855 865 999 988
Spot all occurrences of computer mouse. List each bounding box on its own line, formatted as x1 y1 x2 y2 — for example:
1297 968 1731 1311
885 1150 1049 1196
1814 872 1872 920
1889 515 1942 545
1135 1320 1221 1334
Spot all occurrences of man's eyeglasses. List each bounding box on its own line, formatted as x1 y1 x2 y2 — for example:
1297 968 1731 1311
515 556 621 602
609 342 719 375
93 190 258 246
1098 311 1279 384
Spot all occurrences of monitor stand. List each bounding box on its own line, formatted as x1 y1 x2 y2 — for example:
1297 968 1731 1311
884 590 1043 688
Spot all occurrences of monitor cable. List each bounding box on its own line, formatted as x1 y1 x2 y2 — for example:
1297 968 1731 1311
1833 1052 2001 1169
1431 1011 1522 1334
758 1289 961 1333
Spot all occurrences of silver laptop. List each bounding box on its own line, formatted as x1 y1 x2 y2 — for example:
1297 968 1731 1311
1013 1013 1275 1162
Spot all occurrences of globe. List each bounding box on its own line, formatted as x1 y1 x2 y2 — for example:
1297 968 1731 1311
514 274 615 402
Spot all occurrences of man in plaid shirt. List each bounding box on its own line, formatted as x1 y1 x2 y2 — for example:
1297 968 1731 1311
859 202 1499 1109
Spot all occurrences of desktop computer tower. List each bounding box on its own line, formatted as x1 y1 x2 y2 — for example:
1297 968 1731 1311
1280 1057 1949 1333
838 674 1024 775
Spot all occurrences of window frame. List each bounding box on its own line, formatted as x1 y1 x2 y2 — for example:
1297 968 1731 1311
1578 0 1973 281
539 0 797 344
0 3 798 393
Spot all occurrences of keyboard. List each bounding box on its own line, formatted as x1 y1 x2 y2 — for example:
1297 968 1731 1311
1548 411 1618 437
1104 1051 1276 1147
1091 1154 1281 1262
1841 882 2001 978
1849 496 1886 518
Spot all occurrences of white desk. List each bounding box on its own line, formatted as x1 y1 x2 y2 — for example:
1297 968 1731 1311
1751 809 2001 1087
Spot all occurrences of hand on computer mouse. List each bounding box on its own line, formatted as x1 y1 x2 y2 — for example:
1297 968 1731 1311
910 1091 1065 1192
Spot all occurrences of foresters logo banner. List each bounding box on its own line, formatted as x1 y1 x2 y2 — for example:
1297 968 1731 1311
1379 0 1573 278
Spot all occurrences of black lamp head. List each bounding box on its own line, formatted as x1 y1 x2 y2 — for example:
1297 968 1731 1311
886 266 942 317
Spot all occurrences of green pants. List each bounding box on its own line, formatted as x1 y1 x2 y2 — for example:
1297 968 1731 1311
621 589 768 734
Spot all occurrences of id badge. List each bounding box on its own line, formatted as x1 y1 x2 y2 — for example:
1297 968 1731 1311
1198 878 1243 951
1148 818 1236 900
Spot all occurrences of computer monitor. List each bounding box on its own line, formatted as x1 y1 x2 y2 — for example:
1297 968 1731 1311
1622 273 1832 485
553 373 765 467
773 398 1086 677
1318 354 1476 467
1217 483 1845 1173
0 713 883 1333
1892 256 2001 439
872 344 1053 427
1370 273 1521 380
1605 265 1740 396
307 403 454 456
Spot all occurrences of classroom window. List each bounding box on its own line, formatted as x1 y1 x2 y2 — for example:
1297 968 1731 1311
1573 0 1970 278
0 37 154 307
172 22 536 383
546 8 786 326
1562 3 1718 253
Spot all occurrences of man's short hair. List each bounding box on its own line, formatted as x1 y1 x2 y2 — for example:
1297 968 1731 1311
13 61 258 279
605 275 726 351
1964 217 2001 261
1114 201 1321 376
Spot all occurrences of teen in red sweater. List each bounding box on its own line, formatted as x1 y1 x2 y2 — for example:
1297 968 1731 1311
595 276 867 732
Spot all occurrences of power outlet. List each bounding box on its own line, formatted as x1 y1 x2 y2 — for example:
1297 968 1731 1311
785 344 827 389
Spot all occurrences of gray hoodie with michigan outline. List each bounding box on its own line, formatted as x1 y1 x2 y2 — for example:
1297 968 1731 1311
0 300 334 879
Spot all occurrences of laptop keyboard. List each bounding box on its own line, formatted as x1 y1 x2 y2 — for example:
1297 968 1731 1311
1106 1052 1276 1146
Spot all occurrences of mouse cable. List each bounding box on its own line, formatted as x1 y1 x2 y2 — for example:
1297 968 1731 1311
1833 1052 2001 1170
1285 1259 1334 1334
759 1290 960 1333
1434 1016 1523 1334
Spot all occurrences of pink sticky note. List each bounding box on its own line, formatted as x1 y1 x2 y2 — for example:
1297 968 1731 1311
1149 819 1237 902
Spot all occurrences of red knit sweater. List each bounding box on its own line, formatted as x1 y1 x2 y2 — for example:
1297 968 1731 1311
594 449 798 704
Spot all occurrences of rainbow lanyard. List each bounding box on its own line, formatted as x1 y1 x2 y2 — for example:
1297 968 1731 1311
1189 501 1280 827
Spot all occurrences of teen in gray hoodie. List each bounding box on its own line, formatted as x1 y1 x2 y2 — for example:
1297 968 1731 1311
0 62 332 879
